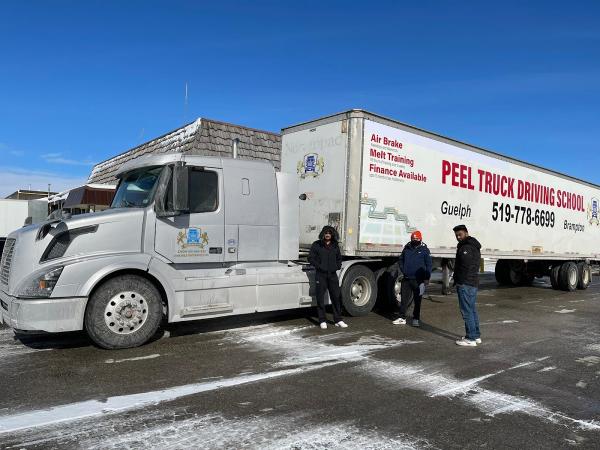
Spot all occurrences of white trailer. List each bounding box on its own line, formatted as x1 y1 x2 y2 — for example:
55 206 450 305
0 199 47 254
282 110 599 299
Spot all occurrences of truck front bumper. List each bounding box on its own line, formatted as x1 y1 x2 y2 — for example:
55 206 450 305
0 290 86 333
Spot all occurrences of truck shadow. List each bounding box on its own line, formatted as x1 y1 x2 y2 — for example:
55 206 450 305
12 330 91 350
163 308 318 339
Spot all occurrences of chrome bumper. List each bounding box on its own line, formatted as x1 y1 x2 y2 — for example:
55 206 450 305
0 290 86 332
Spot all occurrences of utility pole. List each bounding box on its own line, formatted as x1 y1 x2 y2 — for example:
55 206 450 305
184 82 189 123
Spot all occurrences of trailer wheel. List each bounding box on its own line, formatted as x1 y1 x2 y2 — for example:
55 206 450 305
341 265 377 316
379 265 402 310
576 262 592 290
85 275 163 349
495 260 511 285
549 265 561 290
558 262 578 292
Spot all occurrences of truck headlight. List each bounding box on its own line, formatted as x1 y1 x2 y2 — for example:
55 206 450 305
18 266 64 298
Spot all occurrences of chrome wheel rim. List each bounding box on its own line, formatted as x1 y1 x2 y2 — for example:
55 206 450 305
583 267 590 284
569 268 577 286
104 291 148 334
350 276 371 306
394 277 402 302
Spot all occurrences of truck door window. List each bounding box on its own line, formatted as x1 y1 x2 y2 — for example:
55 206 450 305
189 169 218 213
111 167 163 208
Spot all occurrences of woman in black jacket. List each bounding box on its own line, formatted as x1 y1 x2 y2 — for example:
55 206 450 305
308 226 348 329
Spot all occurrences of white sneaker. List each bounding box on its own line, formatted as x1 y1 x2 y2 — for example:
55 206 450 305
335 321 348 328
456 338 477 347
463 336 482 344
392 318 407 325
320 322 327 329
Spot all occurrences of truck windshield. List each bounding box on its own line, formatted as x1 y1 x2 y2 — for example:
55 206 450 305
111 167 163 208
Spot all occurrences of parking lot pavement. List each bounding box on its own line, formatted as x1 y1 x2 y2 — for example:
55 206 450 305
0 274 599 449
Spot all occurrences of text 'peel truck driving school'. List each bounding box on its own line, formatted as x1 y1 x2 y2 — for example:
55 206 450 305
1 110 599 349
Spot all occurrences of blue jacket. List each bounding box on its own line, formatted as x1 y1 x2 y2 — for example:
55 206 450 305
399 242 432 282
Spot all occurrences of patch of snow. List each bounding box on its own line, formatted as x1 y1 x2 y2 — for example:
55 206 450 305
480 320 519 325
225 324 421 368
555 309 576 314
537 366 557 373
575 356 600 367
105 354 160 364
0 325 420 435
585 344 600 353
361 359 600 431
0 362 341 434
3 410 434 450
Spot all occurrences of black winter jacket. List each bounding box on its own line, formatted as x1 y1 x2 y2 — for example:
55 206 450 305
399 242 432 282
308 226 342 274
453 236 482 287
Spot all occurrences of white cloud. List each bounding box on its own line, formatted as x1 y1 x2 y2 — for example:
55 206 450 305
41 152 95 166
0 167 88 198
0 143 25 157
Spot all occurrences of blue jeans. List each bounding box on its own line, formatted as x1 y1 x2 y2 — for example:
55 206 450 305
456 284 480 340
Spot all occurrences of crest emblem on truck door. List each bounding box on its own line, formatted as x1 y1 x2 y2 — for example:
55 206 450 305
176 228 210 256
588 198 599 226
297 153 324 178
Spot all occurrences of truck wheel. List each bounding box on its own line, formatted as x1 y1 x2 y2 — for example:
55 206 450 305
558 262 578 292
341 265 377 316
85 275 163 349
380 266 402 310
577 262 592 290
549 265 561 290
495 260 511 285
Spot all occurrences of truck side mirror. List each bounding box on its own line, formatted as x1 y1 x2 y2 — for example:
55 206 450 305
172 162 189 214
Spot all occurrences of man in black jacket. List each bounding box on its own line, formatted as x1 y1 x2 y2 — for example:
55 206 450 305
308 226 348 329
452 224 482 347
393 230 432 327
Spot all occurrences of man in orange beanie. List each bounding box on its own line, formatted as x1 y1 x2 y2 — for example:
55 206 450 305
392 230 432 327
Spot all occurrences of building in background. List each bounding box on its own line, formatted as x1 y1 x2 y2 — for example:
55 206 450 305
48 184 116 215
5 189 57 200
88 118 281 185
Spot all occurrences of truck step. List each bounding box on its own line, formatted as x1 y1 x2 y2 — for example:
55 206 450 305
181 303 234 317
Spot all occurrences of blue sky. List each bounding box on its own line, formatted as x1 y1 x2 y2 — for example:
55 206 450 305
0 0 599 196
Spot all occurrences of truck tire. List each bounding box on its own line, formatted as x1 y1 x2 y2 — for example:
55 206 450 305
341 265 377 316
85 275 163 349
549 265 561 290
380 266 402 311
577 262 592 290
495 260 511 285
558 262 578 292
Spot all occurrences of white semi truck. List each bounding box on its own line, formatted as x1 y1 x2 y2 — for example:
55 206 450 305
1 110 598 349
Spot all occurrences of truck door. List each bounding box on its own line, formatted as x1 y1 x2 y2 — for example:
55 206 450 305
155 167 225 264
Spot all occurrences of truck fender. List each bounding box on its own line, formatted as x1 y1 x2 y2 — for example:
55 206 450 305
77 254 153 298
338 259 383 284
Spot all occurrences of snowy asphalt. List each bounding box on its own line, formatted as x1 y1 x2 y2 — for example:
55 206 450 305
0 274 599 449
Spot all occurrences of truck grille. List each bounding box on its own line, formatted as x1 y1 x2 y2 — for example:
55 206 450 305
0 238 16 286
